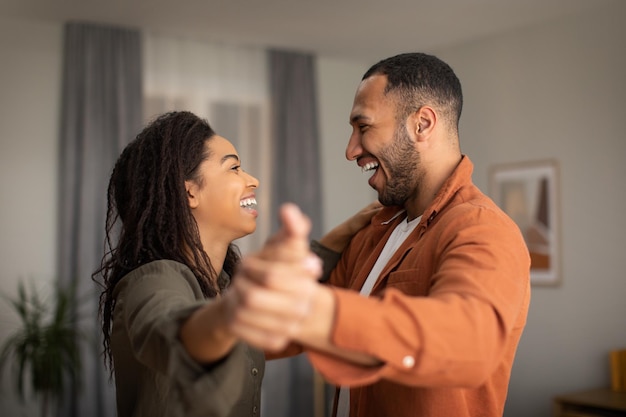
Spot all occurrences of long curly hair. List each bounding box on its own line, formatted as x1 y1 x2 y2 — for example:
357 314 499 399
92 111 240 371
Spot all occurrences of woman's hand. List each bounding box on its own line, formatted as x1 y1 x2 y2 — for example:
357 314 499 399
225 204 322 352
318 200 383 253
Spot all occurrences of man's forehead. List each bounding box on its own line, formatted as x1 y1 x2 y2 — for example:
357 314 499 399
357 74 388 95
350 77 395 120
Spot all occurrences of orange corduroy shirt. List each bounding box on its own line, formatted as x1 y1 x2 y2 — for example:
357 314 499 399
309 156 531 417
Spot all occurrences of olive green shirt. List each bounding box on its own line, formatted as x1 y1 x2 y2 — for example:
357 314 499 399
111 260 264 417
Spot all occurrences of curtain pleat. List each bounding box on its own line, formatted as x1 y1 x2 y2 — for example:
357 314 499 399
57 21 142 417
268 49 323 238
264 49 324 417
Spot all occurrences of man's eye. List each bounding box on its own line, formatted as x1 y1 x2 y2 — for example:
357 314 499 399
359 124 369 132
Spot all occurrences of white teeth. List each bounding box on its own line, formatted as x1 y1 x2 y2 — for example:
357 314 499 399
361 162 379 173
240 198 257 209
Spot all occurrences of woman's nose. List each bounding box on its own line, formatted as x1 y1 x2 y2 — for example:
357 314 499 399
247 172 259 188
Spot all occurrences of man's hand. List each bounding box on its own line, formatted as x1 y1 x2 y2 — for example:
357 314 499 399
225 203 322 351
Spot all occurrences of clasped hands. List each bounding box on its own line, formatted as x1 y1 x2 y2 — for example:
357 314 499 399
225 203 330 352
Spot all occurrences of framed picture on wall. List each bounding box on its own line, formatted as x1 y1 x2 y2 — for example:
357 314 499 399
489 159 561 286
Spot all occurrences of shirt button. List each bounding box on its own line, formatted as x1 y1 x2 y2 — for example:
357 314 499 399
251 367 259 376
402 355 415 368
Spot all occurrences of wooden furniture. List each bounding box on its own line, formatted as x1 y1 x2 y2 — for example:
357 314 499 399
553 388 626 416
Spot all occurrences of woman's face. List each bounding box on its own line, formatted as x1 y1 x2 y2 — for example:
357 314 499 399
186 136 259 245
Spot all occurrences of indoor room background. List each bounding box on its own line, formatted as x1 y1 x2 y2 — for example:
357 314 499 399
1 2 625 416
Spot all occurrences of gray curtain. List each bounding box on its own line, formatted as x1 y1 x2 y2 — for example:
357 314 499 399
264 50 325 417
57 22 142 417
268 49 323 238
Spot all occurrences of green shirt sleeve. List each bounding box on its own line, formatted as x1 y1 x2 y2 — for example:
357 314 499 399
111 260 263 417
310 240 342 283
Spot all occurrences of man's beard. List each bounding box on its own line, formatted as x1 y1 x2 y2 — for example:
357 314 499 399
376 125 422 207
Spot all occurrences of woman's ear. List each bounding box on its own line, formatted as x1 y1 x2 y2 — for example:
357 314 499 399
185 180 200 209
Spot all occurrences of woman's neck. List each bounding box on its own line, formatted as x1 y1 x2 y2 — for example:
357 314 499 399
200 237 228 275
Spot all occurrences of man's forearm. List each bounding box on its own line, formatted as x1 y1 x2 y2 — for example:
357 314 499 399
296 285 382 367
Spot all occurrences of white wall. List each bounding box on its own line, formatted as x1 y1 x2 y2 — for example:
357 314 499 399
435 2 626 416
0 16 62 416
1 3 625 415
316 57 377 232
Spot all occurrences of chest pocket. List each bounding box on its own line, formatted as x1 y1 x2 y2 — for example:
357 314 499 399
383 269 431 296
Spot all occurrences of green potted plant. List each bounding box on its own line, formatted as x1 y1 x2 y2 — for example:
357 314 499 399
0 279 83 417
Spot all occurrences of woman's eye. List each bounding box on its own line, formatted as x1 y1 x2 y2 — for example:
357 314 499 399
231 165 241 172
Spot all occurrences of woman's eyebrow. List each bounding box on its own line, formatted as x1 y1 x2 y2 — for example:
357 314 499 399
221 154 240 164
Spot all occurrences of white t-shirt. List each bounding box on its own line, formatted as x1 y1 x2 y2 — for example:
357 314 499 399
336 213 421 417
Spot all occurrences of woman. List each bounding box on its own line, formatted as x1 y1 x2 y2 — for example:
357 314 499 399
93 111 379 417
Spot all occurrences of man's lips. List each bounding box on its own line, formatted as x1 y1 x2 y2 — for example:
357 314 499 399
361 161 379 173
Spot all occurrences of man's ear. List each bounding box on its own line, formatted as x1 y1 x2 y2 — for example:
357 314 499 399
185 180 200 209
409 106 436 140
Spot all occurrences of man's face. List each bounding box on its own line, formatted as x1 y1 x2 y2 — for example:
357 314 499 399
346 75 422 206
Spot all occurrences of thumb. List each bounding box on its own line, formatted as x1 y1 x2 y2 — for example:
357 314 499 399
279 203 312 241
257 203 312 262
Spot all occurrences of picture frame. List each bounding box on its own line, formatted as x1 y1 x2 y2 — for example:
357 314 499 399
488 159 561 286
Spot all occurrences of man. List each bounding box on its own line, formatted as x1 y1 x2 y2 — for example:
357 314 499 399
229 52 531 417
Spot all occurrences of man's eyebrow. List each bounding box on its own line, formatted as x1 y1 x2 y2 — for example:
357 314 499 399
350 114 371 124
221 154 240 164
